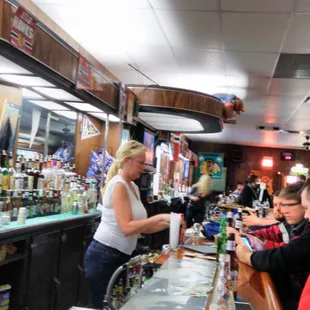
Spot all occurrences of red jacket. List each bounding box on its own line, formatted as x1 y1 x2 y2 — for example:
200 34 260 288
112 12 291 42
250 222 291 249
299 275 310 310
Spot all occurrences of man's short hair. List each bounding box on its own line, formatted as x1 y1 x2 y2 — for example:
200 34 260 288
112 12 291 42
248 174 259 184
301 179 310 200
279 181 304 203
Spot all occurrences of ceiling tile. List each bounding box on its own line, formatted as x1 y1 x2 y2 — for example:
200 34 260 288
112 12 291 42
224 51 278 77
269 78 310 96
155 11 222 49
226 77 270 93
150 0 218 10
126 47 178 72
296 0 310 12
265 95 304 110
173 49 224 74
222 0 295 12
282 15 310 53
110 69 152 85
223 13 290 52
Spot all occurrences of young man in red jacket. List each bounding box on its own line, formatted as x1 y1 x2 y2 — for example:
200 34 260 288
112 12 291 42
298 181 310 310
236 182 310 310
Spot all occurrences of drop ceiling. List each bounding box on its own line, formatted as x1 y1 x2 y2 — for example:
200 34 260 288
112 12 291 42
30 0 310 149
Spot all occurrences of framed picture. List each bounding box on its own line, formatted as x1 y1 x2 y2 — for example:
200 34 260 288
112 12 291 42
0 100 21 153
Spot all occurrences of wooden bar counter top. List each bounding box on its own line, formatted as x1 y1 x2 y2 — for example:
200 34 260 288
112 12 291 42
155 238 282 310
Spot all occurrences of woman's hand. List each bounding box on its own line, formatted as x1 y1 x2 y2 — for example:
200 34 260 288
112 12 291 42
236 242 253 266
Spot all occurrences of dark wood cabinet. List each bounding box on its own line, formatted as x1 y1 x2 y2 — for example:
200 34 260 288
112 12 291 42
0 214 100 310
56 225 85 310
26 231 61 310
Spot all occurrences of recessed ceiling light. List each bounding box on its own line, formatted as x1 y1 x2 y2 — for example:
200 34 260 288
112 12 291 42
33 87 82 101
0 56 32 74
89 113 120 123
53 110 77 120
64 102 103 112
29 100 69 111
0 75 55 87
139 112 203 132
22 88 44 99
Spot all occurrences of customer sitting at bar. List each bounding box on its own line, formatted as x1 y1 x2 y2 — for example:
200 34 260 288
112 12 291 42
298 180 310 310
84 140 173 309
236 182 310 310
186 174 211 228
239 174 259 208
242 190 282 228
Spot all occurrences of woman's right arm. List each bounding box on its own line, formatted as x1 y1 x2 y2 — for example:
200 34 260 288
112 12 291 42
112 183 170 236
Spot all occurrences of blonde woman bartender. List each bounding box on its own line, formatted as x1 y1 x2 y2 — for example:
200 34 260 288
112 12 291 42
84 140 171 309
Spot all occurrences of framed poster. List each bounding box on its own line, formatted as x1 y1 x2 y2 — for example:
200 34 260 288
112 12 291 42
198 153 224 179
0 101 21 153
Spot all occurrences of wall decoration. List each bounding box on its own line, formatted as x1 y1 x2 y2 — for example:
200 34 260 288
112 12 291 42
10 6 37 55
81 115 101 140
170 133 181 162
198 153 224 179
0 101 20 153
76 55 104 91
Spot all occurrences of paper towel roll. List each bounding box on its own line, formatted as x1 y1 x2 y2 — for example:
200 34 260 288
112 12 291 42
169 212 181 251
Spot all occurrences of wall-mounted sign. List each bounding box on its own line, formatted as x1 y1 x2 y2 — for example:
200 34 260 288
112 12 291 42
81 115 101 140
76 56 104 91
198 153 224 179
10 7 37 55
280 151 296 161
291 164 309 176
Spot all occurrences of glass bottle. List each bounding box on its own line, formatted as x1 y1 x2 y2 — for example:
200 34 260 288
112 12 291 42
210 254 236 310
226 233 238 299
235 208 243 232
227 211 234 228
216 215 228 261
1 150 9 192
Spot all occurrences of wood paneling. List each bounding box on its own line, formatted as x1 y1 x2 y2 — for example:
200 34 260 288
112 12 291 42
191 142 310 193
131 87 222 118
75 113 105 177
107 122 121 157
1 2 119 110
0 0 3 38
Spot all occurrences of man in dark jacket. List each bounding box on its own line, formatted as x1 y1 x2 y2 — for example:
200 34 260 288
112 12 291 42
236 182 309 310
239 174 259 207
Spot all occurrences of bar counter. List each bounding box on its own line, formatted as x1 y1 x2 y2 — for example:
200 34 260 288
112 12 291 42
156 239 282 310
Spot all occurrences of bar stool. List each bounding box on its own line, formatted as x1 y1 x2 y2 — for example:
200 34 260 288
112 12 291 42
106 255 143 310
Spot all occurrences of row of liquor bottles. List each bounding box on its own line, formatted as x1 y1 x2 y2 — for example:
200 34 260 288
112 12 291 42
0 151 77 193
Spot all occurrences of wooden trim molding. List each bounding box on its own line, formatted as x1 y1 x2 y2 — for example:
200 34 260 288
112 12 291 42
130 85 223 133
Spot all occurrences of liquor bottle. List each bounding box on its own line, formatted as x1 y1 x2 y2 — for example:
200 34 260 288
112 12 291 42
255 205 260 217
8 151 15 191
14 162 24 192
1 150 9 192
227 211 234 228
87 180 97 213
209 254 236 310
72 199 78 215
226 233 238 299
216 216 228 261
27 161 35 192
21 155 25 172
235 208 243 232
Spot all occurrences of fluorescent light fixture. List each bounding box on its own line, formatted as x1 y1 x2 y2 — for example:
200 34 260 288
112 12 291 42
0 74 55 87
29 100 69 111
139 112 203 132
262 156 273 168
22 88 44 99
0 56 33 74
64 102 103 112
89 113 120 122
33 87 82 101
53 110 77 120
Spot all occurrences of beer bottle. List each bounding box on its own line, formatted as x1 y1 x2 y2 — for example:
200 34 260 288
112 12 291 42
226 233 238 299
235 208 243 232
227 211 234 228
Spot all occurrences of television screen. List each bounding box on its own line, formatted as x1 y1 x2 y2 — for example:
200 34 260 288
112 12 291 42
143 131 155 166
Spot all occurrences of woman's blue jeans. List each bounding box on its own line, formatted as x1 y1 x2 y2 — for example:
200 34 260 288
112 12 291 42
84 240 130 309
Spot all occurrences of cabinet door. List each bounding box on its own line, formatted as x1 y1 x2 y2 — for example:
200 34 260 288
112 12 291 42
26 231 61 310
76 222 98 306
55 225 84 310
